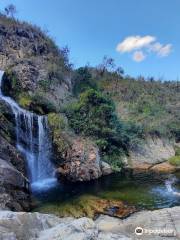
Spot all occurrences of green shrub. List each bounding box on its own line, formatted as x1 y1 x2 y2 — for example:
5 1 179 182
65 89 142 164
48 113 66 131
30 93 56 114
72 67 98 96
102 152 125 171
2 69 21 99
169 155 180 166
175 147 180 156
18 93 32 108
48 113 70 164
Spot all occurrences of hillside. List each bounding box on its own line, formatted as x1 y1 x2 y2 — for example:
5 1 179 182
0 13 179 186
101 76 180 140
0 14 72 114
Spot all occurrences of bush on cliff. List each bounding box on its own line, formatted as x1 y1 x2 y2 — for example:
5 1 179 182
72 67 98 96
65 89 143 169
1 70 21 99
48 113 71 164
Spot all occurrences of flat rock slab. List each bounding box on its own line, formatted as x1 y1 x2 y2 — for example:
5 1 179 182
0 207 180 239
96 207 180 239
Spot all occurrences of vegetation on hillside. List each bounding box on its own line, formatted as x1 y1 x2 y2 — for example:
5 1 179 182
65 88 143 169
71 63 180 141
169 147 180 166
0 9 73 110
0 9 179 169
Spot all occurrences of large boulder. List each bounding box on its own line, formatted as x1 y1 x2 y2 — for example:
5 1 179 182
56 137 104 182
96 207 180 239
0 158 30 211
127 136 176 172
48 113 112 182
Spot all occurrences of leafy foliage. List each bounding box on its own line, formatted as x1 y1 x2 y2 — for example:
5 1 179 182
2 70 21 99
72 67 98 96
169 156 180 166
65 89 143 168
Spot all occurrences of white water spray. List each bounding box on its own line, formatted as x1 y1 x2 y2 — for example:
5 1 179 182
0 71 57 191
165 176 180 197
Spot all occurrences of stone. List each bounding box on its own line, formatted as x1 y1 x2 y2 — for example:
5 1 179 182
101 161 113 176
150 162 177 173
56 137 103 182
0 159 30 211
0 15 72 111
128 136 175 166
96 207 180 239
0 207 179 239
0 100 26 174
130 162 152 173
37 218 97 240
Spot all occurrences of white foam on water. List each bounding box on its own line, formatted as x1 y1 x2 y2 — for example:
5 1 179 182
165 177 180 197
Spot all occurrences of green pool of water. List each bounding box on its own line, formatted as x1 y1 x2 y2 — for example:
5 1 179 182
33 171 180 217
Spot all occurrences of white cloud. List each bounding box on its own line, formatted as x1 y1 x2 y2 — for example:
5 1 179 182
116 35 156 53
133 51 146 62
116 35 173 62
150 42 172 57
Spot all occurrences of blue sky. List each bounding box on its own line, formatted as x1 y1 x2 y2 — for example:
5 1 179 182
0 0 179 80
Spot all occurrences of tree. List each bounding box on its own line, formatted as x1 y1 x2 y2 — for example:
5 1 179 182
98 56 115 76
4 4 17 18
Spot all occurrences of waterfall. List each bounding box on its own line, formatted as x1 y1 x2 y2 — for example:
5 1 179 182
0 71 57 191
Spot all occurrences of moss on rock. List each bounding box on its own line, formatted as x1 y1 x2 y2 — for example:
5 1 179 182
48 113 71 164
2 69 22 99
18 93 32 109
35 194 136 219
169 156 180 166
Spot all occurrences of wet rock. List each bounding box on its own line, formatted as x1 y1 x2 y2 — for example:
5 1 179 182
101 161 113 176
150 162 178 174
94 199 136 218
0 100 26 174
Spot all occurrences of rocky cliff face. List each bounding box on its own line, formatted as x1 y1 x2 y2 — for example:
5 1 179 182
56 137 103 182
0 100 30 211
0 15 72 111
125 136 177 173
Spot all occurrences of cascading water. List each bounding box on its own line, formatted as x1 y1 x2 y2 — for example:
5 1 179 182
0 71 57 191
165 176 180 197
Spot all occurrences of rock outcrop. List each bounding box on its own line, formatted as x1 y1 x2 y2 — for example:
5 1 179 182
48 113 112 182
56 137 112 182
96 207 180 239
0 100 30 211
0 207 179 239
126 136 177 173
0 15 72 111
0 159 30 211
